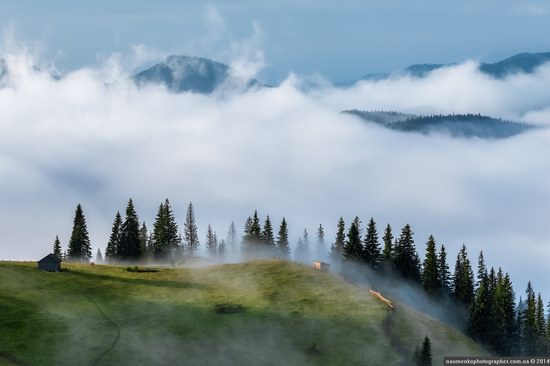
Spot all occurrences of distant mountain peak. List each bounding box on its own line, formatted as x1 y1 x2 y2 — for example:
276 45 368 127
132 55 230 94
131 55 261 94
345 52 550 85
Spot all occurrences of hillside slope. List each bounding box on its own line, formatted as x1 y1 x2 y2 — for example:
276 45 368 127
0 260 487 365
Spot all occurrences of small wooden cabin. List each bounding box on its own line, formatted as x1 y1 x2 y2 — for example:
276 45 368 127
37 253 61 272
313 261 330 272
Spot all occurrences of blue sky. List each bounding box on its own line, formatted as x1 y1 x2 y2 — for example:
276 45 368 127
1 1 550 82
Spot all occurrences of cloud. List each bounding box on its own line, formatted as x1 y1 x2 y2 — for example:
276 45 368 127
1 44 550 301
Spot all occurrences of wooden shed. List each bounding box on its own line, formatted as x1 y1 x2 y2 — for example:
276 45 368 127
313 261 330 272
37 253 61 272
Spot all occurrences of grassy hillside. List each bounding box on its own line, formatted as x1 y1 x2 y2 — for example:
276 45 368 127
0 260 487 365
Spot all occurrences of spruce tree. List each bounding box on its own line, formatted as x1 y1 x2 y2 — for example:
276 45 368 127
250 211 262 243
105 211 122 261
523 281 538 355
452 244 475 307
316 224 325 261
139 222 148 258
119 199 142 260
477 251 487 290
206 224 217 257
438 245 451 294
96 248 103 263
394 224 420 282
422 235 441 296
242 216 253 249
382 224 393 265
262 215 275 248
53 236 62 259
302 228 309 256
227 221 238 255
294 237 307 262
295 229 310 261
417 336 432 366
536 294 546 353
468 272 492 343
183 202 200 255
517 297 526 355
536 294 546 337
276 218 290 259
152 199 180 259
218 239 226 261
363 218 381 270
343 217 362 262
330 217 345 262
501 273 518 355
67 204 92 262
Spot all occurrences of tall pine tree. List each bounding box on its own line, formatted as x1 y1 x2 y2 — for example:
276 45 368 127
316 224 325 261
393 224 420 282
262 216 275 249
105 211 122 261
452 244 474 307
438 245 451 294
382 224 393 266
227 221 238 255
422 235 441 296
139 222 148 258
119 199 142 260
276 218 290 259
67 204 92 262
330 217 346 262
53 235 62 259
363 218 381 270
183 202 200 255
417 336 432 366
96 248 103 263
152 199 180 259
206 224 217 257
343 217 362 262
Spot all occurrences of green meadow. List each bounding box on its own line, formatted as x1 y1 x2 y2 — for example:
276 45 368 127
0 260 487 365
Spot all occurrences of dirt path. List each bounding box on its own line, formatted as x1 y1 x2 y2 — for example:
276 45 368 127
83 295 121 366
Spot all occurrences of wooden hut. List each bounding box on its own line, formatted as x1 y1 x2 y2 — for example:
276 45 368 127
313 261 330 272
37 253 61 272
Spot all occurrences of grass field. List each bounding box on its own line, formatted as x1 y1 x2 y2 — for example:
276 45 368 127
0 260 487 365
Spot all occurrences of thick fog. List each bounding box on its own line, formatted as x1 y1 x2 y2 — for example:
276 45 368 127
1 34 549 299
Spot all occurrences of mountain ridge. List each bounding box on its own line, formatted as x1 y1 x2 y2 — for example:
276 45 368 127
344 110 535 139
341 52 550 86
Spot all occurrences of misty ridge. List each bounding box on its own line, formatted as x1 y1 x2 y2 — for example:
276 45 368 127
344 110 536 139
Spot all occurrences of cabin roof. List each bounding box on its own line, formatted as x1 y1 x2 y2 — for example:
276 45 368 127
313 260 329 264
38 253 61 264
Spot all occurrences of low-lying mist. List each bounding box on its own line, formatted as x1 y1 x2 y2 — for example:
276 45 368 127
1 38 549 300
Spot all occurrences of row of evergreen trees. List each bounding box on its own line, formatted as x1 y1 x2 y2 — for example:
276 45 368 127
54 202 549 356
329 215 550 356
240 210 327 261
56 203 328 264
103 199 203 261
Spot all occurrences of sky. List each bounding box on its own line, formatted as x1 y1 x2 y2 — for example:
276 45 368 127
0 1 549 83
1 2 550 299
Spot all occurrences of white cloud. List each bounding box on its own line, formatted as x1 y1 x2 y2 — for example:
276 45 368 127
1 46 550 299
